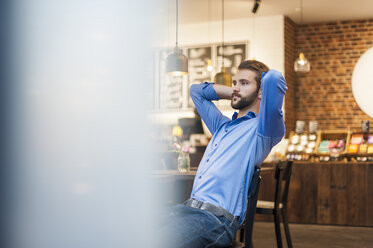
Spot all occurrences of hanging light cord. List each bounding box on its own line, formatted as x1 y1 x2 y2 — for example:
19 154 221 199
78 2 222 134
176 0 179 47
208 0 211 42
252 11 255 59
297 0 303 56
300 0 303 24
222 0 225 67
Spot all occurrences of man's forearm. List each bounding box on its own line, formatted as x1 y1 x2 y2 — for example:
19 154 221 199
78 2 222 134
212 84 233 100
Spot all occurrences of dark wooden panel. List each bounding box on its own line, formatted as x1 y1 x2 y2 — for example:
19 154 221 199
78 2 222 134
366 164 373 226
257 162 373 226
286 164 303 223
298 164 318 224
346 163 366 226
329 163 348 224
317 164 331 224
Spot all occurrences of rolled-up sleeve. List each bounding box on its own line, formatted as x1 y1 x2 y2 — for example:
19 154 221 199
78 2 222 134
190 82 229 134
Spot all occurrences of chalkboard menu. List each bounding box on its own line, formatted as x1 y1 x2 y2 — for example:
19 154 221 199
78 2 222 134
216 43 247 75
158 48 184 110
187 46 212 85
187 46 212 108
155 41 248 111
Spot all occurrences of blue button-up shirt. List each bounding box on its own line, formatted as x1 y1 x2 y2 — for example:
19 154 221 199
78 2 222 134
189 69 287 224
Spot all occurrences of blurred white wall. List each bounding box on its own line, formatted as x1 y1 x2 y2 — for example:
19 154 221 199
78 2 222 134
7 1 164 247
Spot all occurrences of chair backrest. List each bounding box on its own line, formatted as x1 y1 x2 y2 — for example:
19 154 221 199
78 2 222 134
243 166 262 247
273 161 293 209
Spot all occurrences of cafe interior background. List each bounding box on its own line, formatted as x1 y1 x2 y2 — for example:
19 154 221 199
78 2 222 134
150 0 373 164
2 0 373 247
149 0 373 246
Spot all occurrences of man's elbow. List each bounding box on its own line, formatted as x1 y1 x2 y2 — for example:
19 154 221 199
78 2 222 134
190 84 201 98
265 70 287 94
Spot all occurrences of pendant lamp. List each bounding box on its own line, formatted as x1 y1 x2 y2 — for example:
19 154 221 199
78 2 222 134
214 0 232 86
294 52 310 72
294 0 310 73
166 0 188 76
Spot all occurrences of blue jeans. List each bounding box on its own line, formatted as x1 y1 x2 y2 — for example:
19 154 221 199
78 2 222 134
159 204 239 248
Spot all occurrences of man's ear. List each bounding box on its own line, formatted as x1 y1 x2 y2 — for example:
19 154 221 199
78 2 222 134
258 89 262 100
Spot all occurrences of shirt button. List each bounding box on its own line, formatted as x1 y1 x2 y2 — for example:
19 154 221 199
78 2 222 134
225 130 228 133
207 159 209 162
214 144 217 147
199 176 202 179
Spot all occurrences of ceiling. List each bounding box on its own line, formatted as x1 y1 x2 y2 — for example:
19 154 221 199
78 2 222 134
177 0 373 25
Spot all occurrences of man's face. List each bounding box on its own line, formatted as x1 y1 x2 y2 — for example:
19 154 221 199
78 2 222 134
231 69 260 110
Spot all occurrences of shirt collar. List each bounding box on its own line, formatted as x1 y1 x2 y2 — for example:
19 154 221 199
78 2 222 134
232 111 257 120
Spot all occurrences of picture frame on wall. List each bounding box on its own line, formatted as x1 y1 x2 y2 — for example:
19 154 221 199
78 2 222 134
216 42 248 76
154 41 249 111
186 45 213 108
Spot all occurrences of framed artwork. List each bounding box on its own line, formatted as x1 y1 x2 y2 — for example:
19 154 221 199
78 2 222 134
187 46 212 85
216 42 248 75
187 45 213 108
154 41 249 111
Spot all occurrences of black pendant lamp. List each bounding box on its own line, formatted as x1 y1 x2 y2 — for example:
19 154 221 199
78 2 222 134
214 0 232 86
166 0 188 76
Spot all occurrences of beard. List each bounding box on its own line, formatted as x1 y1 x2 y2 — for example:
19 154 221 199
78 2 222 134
231 90 259 110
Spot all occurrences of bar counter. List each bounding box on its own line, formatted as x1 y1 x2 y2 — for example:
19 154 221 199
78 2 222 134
258 161 373 227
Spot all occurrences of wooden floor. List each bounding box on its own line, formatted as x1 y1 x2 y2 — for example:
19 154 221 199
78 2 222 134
252 221 373 248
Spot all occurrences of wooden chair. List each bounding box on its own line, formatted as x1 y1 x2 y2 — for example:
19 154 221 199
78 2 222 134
255 161 293 248
229 166 261 248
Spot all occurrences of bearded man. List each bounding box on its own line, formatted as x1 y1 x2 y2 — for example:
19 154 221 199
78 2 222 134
161 60 287 248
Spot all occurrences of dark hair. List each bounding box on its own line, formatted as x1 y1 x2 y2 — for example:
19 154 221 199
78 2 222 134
238 60 269 89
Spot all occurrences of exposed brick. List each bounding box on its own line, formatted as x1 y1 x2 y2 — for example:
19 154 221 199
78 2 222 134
284 16 297 137
285 18 373 132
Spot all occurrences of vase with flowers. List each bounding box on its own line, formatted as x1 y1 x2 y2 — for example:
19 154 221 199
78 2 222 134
173 142 191 172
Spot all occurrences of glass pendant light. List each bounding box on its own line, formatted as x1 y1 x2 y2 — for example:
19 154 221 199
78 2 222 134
166 0 188 76
294 52 310 72
294 0 310 73
214 0 232 86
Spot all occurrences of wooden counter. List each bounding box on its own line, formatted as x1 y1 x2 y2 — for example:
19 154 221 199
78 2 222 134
257 161 373 227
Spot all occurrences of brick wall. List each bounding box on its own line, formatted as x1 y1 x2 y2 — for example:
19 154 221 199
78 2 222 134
285 18 373 134
284 17 297 137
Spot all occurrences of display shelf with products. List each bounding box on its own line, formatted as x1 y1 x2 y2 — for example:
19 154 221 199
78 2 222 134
286 120 319 161
315 130 350 162
347 132 373 162
286 131 319 161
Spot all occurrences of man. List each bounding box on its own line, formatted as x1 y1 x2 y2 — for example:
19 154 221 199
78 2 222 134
161 60 287 248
